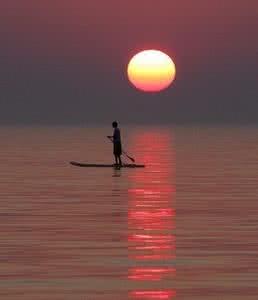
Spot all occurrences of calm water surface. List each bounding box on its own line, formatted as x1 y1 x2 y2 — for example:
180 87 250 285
0 126 257 299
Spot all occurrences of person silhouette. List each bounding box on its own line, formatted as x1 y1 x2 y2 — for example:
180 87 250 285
107 121 122 167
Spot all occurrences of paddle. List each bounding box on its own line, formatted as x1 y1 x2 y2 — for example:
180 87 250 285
107 136 135 163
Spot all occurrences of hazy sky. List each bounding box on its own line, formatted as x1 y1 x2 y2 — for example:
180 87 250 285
0 0 258 124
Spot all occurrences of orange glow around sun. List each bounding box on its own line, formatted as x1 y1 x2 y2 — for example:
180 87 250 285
127 50 176 92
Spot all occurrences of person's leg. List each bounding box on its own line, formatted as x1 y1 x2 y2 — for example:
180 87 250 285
115 155 118 165
118 155 122 166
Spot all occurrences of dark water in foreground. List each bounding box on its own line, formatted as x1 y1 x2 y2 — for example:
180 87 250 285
0 126 257 299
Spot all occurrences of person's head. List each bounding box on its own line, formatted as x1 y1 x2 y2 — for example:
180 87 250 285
112 121 118 128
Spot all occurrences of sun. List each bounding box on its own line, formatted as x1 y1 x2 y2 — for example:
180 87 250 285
127 50 176 92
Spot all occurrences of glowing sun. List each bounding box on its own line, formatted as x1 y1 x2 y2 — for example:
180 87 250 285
127 50 176 92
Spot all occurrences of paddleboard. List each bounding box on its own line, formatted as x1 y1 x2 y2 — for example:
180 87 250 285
70 161 145 168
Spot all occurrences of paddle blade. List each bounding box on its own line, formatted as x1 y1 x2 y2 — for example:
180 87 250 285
127 155 135 163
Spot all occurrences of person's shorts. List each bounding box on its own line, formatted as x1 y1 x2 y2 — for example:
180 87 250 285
113 142 122 156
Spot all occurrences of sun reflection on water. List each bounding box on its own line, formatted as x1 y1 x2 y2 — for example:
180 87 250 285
130 290 176 299
128 131 176 299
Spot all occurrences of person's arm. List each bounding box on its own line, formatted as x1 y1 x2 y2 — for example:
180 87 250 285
107 130 115 139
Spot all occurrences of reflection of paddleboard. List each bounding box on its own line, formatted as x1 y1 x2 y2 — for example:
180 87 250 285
70 161 145 168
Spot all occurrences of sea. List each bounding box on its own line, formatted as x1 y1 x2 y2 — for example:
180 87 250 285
0 125 257 300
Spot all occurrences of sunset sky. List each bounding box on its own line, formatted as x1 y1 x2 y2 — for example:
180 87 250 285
0 0 257 124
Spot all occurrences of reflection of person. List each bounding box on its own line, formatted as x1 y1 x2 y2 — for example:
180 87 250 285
107 121 122 167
